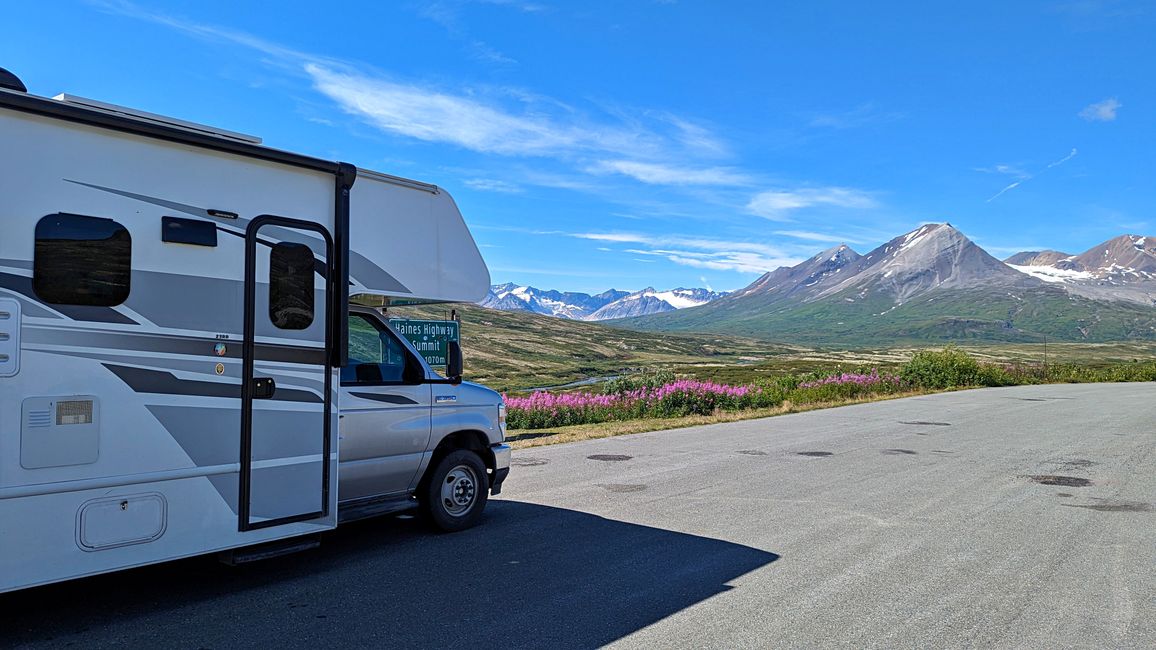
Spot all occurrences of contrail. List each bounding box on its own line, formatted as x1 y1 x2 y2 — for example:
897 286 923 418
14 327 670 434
987 181 1022 203
987 148 1077 202
1047 147 1078 168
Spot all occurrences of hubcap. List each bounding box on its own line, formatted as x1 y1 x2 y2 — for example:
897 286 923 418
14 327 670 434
440 464 478 517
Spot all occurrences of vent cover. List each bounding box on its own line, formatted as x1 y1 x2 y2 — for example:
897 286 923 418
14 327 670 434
21 396 101 469
0 298 19 377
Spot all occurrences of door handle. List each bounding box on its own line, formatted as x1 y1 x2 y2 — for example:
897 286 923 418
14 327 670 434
252 377 276 399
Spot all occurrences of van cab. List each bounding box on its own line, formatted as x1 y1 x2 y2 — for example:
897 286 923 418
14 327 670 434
337 306 510 531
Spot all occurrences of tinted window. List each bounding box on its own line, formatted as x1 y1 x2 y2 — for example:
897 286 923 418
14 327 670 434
342 314 412 384
34 213 131 306
269 242 314 330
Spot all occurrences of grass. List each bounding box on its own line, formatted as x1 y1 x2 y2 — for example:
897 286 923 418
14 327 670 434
385 302 1156 391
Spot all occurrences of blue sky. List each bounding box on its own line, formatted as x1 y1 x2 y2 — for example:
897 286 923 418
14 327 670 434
4 1 1154 292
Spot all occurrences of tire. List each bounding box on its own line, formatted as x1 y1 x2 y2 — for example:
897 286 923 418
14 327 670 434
420 449 489 532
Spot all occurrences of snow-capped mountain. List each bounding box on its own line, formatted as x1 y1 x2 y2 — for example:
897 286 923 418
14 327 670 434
587 287 727 320
479 284 725 320
1004 235 1156 305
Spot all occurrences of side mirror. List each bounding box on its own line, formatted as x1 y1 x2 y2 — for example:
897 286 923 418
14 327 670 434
446 341 463 385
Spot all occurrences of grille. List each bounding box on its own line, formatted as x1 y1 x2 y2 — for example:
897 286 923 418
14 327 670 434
57 400 94 426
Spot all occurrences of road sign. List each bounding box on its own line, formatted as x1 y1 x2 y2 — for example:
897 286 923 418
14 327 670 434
388 318 460 368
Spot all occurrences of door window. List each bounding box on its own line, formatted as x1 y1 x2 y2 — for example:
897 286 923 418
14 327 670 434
268 242 315 330
342 313 419 385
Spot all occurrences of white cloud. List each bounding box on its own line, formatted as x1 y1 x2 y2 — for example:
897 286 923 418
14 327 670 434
746 187 877 221
588 160 750 186
773 230 863 244
463 178 523 193
1079 97 1121 122
975 164 1030 179
573 232 800 274
307 64 591 156
808 102 903 129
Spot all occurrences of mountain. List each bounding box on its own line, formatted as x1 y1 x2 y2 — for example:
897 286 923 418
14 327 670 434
480 284 725 320
621 224 1156 345
480 284 629 319
1004 235 1156 305
587 287 727 320
1004 250 1072 266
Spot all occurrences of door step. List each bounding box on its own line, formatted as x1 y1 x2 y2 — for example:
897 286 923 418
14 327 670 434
217 534 321 566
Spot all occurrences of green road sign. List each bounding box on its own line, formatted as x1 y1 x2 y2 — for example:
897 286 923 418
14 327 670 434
388 318 460 368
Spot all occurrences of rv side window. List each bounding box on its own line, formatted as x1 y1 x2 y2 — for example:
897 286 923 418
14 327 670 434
342 314 417 385
269 242 315 330
33 213 132 306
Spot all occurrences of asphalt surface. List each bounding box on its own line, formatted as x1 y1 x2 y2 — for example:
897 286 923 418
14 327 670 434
3 383 1154 649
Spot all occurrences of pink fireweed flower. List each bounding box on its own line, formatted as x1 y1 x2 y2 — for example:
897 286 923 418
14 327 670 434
798 368 901 389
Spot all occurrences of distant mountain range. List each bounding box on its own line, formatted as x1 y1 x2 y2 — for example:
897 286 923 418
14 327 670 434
621 224 1156 345
480 283 727 321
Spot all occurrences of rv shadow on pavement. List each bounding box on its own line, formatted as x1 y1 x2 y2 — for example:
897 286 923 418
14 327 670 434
2 501 779 649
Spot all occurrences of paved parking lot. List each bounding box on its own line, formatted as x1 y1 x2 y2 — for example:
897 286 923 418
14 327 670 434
4 383 1154 648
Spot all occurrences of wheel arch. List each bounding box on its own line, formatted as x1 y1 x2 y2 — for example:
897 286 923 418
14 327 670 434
419 429 495 492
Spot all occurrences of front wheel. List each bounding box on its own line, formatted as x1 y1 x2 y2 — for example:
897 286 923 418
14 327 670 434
420 450 489 532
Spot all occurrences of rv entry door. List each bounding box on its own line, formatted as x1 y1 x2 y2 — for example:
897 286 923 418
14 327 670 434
239 216 335 531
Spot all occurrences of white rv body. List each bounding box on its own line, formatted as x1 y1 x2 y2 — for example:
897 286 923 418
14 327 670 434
0 84 493 593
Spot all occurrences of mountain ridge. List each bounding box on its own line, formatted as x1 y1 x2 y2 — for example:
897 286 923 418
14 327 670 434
619 223 1156 345
480 284 727 321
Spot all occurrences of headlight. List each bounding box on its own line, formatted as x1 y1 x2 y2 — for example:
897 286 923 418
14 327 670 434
498 403 507 435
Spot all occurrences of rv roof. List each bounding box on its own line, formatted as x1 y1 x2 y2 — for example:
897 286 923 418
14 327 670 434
52 93 263 144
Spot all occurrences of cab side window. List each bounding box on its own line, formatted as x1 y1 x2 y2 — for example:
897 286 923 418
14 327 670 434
342 313 420 385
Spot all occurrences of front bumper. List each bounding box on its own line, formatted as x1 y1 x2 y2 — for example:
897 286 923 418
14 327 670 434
489 443 511 495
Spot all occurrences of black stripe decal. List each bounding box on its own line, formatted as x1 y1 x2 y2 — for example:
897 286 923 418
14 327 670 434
349 391 419 405
104 363 322 403
0 271 138 324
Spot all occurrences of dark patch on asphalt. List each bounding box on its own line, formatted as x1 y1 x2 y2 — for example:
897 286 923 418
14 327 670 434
1057 493 1074 498
588 454 632 462
900 421 952 426
797 451 833 457
1017 398 1048 402
931 450 955 454
1024 475 1093 487
881 449 918 455
737 450 768 456
511 457 549 467
1062 501 1152 513
598 483 647 493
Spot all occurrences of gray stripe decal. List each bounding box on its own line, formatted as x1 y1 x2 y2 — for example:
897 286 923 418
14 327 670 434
104 363 322 403
65 179 222 221
27 326 326 365
349 391 419 405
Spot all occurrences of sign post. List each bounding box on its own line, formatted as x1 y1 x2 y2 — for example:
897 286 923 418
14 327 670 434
388 318 460 369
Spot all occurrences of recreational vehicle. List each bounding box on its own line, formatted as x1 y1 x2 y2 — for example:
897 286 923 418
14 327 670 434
0 68 510 594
